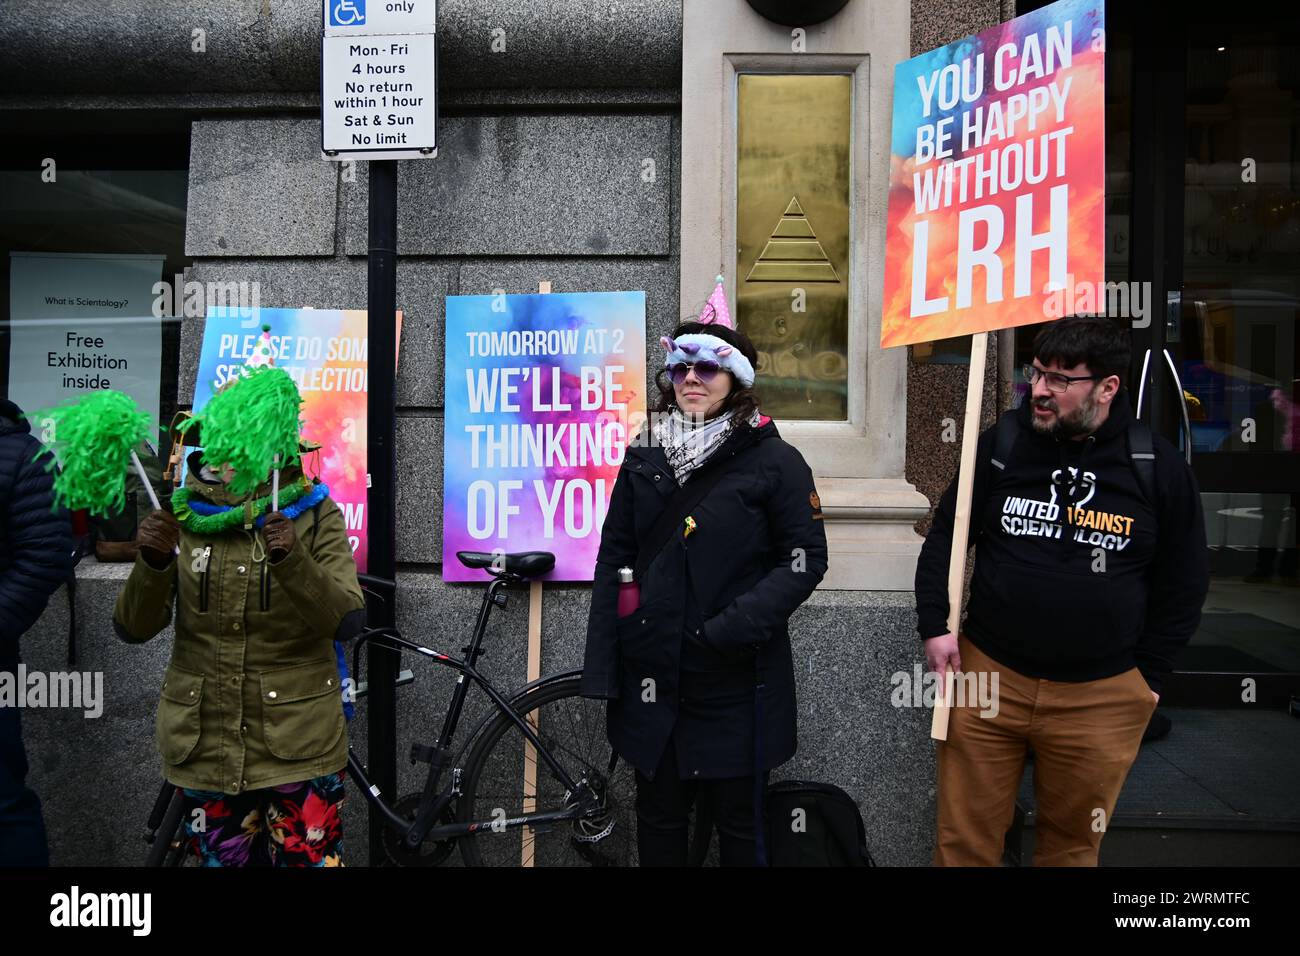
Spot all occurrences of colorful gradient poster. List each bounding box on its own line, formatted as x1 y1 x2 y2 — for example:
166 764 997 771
193 306 401 574
881 0 1104 348
443 291 647 582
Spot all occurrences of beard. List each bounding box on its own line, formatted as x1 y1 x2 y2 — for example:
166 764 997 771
1031 386 1101 438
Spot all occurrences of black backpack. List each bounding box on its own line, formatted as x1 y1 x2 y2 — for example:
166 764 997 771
688 779 878 867
764 780 877 867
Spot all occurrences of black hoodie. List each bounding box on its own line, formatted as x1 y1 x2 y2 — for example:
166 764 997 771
915 393 1208 694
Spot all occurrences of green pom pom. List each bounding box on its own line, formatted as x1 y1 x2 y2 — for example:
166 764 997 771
193 367 302 497
25 390 156 517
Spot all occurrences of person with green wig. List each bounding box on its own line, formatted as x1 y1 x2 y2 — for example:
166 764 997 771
112 350 365 867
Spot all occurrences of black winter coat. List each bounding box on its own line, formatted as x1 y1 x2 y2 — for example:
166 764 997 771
581 417 828 780
0 399 74 654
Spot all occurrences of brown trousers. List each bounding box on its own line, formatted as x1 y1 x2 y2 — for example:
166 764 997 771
933 635 1157 867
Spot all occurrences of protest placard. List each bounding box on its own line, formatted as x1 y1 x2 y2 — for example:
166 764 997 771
442 291 646 582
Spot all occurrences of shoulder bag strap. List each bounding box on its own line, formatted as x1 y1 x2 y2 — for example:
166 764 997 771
632 450 743 581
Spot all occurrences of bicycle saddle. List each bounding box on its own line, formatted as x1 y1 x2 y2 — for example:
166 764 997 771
456 551 556 578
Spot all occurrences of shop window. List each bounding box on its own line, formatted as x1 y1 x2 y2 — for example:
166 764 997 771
0 112 191 453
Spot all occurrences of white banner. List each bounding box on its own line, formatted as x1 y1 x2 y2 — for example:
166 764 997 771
8 251 165 427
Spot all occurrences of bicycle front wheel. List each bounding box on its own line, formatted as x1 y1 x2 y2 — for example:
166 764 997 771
457 677 638 867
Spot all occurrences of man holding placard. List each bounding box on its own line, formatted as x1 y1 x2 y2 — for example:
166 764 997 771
916 317 1208 866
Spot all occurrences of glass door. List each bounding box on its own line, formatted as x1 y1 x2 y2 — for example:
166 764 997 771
1138 10 1300 705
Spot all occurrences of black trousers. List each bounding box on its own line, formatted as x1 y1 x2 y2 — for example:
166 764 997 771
634 735 768 867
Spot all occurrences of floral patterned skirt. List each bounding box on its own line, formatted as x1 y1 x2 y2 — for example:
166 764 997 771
180 770 345 867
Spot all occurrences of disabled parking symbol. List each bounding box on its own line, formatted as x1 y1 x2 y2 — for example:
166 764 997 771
330 0 366 26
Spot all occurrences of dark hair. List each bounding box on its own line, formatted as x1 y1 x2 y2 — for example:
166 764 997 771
650 320 762 422
1032 316 1131 382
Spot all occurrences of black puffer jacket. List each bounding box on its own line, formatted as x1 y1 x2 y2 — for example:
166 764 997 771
0 399 74 651
581 417 828 780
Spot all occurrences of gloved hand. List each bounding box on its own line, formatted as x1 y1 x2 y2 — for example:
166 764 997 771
263 511 297 564
137 510 181 569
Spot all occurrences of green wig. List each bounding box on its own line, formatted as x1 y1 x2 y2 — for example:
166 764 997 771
183 366 303 497
26 390 157 517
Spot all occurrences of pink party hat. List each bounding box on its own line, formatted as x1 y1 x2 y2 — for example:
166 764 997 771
214 322 277 395
246 323 276 370
698 274 734 329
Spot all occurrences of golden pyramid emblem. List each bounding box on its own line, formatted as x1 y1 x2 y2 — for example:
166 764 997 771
745 197 840 282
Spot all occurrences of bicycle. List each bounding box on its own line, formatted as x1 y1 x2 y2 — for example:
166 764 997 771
143 550 638 867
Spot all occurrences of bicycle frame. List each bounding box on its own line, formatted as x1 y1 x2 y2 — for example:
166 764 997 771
347 574 598 851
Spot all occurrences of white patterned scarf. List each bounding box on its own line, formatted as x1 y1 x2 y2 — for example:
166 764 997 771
652 406 761 485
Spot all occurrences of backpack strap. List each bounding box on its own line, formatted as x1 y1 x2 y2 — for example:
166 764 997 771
994 409 1158 507
990 409 1020 474
1126 420 1157 506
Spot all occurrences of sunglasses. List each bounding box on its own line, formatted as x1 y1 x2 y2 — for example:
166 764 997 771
667 360 722 385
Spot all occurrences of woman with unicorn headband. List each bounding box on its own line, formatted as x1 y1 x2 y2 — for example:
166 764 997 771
581 276 828 866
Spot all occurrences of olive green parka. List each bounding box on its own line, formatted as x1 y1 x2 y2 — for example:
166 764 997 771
113 456 366 794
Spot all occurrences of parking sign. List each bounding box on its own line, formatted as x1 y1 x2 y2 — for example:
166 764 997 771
321 0 438 160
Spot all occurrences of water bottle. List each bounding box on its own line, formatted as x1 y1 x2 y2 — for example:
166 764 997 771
616 566 640 618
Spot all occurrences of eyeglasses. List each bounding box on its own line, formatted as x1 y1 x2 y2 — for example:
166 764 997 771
1023 363 1102 394
667 360 721 385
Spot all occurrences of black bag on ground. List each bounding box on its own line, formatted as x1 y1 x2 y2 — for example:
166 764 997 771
687 778 878 866
763 780 877 867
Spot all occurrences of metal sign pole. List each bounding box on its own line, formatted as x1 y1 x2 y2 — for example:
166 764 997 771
321 0 436 867
366 159 399 865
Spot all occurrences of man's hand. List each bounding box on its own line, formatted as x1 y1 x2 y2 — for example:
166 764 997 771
263 512 297 564
1139 671 1160 705
136 510 181 569
924 632 962 676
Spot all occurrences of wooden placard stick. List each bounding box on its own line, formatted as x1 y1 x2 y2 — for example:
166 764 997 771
521 280 552 866
931 332 988 741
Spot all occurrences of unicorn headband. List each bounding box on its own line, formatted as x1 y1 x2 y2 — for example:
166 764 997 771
660 275 755 387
